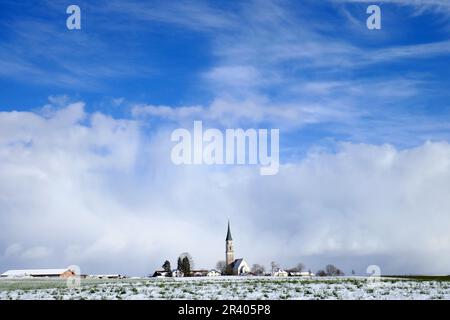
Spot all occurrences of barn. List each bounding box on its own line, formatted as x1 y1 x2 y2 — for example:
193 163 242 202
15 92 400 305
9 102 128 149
1 268 76 278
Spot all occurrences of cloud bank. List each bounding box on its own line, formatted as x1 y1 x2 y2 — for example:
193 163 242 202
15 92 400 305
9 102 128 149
1 102 450 275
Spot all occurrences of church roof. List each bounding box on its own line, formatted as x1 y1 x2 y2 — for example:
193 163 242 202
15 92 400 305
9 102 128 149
226 220 232 241
231 259 248 272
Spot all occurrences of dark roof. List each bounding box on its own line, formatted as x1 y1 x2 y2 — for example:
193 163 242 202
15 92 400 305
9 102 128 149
232 259 245 271
226 220 233 241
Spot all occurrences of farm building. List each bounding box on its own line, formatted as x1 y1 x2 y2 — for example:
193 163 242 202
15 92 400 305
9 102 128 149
0 268 76 278
172 269 183 277
289 271 315 277
207 269 221 277
272 269 289 277
152 270 169 278
94 274 124 279
192 270 209 277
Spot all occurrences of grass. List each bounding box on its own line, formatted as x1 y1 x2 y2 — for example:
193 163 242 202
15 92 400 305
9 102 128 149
1 276 449 300
383 275 450 282
0 278 144 291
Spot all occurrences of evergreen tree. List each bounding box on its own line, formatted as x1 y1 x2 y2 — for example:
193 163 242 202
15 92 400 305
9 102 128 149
181 256 191 277
225 264 233 276
177 257 182 271
162 260 172 277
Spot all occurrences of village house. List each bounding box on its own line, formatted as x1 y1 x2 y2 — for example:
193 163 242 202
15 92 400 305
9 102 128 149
192 270 209 277
172 269 183 277
152 270 169 278
289 271 315 277
94 274 125 279
207 269 221 277
272 268 289 277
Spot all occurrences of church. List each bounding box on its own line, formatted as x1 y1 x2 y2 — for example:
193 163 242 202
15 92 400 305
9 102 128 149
225 221 250 275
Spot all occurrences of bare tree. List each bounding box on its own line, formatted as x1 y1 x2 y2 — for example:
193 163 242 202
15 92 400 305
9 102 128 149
290 262 305 273
251 264 265 276
316 269 327 277
216 260 226 274
317 264 345 277
270 261 279 272
325 264 344 276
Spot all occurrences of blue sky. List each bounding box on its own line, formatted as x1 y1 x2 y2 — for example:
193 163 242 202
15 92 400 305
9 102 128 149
1 0 450 275
1 0 450 152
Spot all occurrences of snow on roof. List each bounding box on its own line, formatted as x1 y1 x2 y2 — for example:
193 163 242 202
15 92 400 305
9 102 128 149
1 268 70 277
232 258 245 271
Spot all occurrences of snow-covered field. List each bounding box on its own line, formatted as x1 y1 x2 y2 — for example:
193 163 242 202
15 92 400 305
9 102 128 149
1 276 449 300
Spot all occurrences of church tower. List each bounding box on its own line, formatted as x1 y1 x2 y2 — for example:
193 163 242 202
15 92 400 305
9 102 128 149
225 220 234 266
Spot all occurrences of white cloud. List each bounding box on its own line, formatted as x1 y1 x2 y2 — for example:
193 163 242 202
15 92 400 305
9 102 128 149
104 0 237 31
1 102 450 275
1 1 449 276
131 95 354 130
3 244 52 261
204 66 263 89
4 243 23 257
131 104 203 120
21 246 53 260
121 0 445 138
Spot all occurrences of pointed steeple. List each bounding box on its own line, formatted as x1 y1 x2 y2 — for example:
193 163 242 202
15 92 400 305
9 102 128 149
226 220 233 241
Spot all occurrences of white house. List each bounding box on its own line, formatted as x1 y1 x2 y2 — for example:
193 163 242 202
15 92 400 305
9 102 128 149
192 270 209 277
289 271 315 277
272 269 289 277
172 269 183 277
207 269 221 277
152 270 169 278
95 274 124 279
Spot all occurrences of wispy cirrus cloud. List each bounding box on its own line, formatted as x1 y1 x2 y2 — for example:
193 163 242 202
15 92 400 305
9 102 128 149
0 9 152 89
131 96 356 129
1 0 448 98
102 0 238 31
